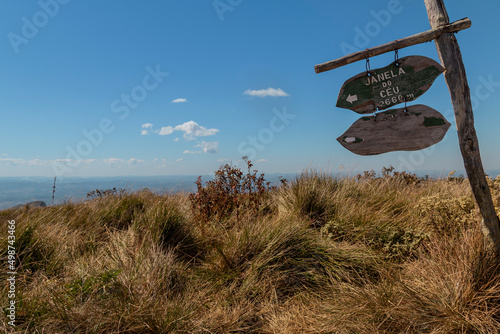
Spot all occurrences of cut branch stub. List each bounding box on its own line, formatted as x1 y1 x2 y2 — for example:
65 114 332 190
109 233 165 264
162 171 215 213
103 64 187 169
337 104 450 155
336 56 445 114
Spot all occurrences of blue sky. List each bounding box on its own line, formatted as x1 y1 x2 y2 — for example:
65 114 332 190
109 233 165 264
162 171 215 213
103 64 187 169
1 0 499 177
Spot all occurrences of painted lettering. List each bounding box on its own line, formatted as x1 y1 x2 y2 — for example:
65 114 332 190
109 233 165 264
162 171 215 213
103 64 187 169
379 86 400 98
365 67 405 86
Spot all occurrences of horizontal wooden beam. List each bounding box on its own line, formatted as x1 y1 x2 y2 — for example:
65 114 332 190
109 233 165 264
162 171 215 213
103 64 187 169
314 17 471 74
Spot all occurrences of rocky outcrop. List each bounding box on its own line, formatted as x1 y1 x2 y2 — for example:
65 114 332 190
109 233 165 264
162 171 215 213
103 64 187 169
11 201 47 209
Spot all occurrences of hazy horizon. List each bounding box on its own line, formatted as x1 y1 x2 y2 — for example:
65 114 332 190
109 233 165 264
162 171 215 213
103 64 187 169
3 167 500 210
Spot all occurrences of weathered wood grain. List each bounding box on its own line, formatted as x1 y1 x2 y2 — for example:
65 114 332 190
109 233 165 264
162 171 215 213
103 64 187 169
336 56 444 113
425 0 500 252
337 105 450 155
315 17 471 74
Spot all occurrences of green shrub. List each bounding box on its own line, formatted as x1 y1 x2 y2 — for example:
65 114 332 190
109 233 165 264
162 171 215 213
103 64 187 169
368 227 428 260
415 193 475 235
65 269 122 303
321 219 427 261
86 188 126 200
358 165 427 185
486 175 500 210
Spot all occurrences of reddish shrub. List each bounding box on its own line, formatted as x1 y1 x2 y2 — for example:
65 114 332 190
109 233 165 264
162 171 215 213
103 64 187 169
188 157 279 223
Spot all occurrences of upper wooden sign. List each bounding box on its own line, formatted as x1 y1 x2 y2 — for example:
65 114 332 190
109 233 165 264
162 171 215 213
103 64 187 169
337 104 450 156
336 56 445 114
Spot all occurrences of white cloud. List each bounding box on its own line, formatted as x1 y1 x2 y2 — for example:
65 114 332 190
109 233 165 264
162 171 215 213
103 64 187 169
52 158 73 164
146 121 218 140
0 157 118 169
256 159 267 163
174 121 219 141
141 123 154 135
29 159 45 165
217 158 230 162
51 158 96 166
176 158 183 162
128 158 145 166
158 126 174 135
103 158 124 166
0 157 98 170
196 141 220 154
183 150 201 154
0 158 26 166
243 87 289 98
172 98 188 103
0 158 51 166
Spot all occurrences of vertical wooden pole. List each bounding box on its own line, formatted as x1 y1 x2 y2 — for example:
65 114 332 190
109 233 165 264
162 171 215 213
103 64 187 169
52 176 56 205
425 0 500 252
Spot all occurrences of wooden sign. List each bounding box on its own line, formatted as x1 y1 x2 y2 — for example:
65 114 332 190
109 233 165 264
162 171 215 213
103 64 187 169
336 56 445 114
314 4 500 252
337 104 450 155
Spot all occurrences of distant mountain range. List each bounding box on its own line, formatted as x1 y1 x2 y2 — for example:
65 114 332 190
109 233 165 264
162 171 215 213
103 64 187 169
1 170 499 210
0 174 292 210
0 175 197 210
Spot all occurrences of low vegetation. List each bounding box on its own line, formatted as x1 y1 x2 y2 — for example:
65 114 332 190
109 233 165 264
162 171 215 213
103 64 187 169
1 161 500 333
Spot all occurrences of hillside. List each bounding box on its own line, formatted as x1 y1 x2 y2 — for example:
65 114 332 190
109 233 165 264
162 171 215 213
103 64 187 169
2 162 500 333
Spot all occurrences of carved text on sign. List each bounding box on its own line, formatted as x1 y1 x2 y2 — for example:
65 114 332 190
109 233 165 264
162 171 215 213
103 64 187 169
336 56 445 114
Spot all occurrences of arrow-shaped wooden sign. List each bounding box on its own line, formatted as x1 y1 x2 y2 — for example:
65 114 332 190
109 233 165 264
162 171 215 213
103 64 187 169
316 6 500 252
336 56 445 114
337 104 450 155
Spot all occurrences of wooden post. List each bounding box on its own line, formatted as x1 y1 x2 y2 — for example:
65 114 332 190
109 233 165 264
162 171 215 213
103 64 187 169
425 0 500 252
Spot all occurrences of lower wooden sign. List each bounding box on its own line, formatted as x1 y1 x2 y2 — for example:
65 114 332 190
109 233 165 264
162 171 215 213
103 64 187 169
337 104 451 155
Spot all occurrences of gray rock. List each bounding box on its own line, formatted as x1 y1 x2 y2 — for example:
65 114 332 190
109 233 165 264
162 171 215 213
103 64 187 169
11 201 47 210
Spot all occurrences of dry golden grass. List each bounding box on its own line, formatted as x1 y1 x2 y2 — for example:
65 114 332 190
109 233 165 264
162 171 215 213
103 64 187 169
1 170 500 333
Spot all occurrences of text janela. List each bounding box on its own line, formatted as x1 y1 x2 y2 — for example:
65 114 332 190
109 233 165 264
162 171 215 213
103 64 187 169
365 67 406 86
